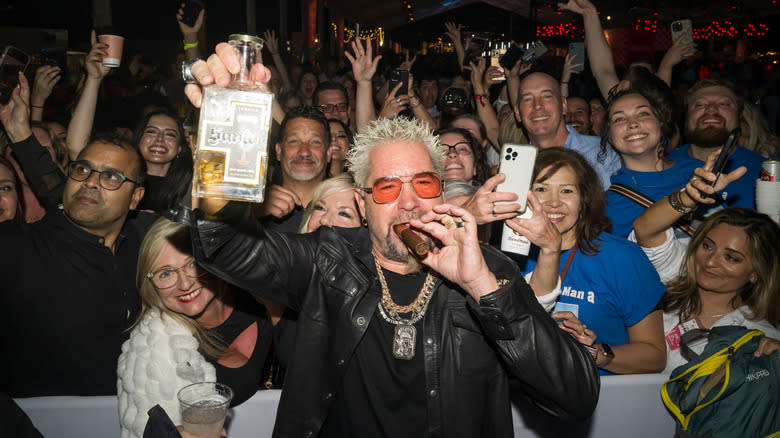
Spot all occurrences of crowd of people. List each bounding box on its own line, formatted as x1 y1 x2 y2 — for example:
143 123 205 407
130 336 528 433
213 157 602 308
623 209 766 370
1 0 780 436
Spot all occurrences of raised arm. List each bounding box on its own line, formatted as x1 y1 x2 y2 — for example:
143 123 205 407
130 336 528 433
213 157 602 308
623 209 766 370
444 22 465 71
560 52 583 99
559 0 619 100
506 58 531 108
67 30 111 161
633 149 747 248
656 37 695 87
177 3 204 60
345 36 381 134
469 57 500 150
29 65 61 122
0 73 66 207
263 30 292 92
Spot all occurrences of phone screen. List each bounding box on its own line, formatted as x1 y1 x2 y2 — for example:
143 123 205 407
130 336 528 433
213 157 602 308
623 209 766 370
568 42 585 72
0 46 30 105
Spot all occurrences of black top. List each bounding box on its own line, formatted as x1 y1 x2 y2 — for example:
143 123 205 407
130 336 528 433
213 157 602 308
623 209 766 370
136 174 166 212
0 209 156 396
210 290 273 407
319 269 427 437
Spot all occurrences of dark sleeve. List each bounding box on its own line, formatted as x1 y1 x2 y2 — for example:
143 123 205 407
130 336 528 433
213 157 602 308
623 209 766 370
9 135 66 209
467 251 600 420
190 208 320 311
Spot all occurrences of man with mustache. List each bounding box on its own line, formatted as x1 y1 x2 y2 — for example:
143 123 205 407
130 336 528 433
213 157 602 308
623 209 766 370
255 106 332 233
668 78 764 211
0 74 152 396
514 72 620 190
183 48 599 437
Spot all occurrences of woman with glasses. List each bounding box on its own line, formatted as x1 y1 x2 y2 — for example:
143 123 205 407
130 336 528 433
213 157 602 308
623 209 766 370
118 217 273 438
433 127 490 186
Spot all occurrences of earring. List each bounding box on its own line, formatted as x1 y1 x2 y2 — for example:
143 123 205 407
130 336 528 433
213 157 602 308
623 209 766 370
361 218 368 227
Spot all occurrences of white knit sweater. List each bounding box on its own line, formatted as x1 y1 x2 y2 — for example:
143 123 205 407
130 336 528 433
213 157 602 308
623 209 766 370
117 308 216 438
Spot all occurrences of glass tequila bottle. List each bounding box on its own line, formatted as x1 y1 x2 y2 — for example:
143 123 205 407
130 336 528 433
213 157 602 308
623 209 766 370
193 34 273 202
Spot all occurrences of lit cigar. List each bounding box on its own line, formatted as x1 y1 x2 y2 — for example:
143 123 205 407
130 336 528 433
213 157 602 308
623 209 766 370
393 223 430 257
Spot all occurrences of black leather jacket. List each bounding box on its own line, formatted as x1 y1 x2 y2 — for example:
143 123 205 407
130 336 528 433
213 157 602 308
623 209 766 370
191 215 600 438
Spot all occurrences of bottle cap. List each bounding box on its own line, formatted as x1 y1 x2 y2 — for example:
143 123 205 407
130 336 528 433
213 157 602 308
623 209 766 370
228 34 264 47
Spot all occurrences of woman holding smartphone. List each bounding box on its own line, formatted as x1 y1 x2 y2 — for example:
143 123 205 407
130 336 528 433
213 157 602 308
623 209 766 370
602 89 702 238
506 148 667 375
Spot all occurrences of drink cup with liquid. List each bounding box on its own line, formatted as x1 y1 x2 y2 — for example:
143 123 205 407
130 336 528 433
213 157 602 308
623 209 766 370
178 382 233 438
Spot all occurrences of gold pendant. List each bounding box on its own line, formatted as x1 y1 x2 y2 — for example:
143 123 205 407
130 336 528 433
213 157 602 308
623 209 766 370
392 324 416 360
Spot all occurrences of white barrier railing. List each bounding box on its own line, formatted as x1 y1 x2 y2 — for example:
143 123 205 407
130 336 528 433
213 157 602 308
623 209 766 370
16 374 675 437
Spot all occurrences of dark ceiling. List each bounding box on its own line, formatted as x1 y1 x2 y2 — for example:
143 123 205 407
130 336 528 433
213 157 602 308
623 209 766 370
326 0 780 31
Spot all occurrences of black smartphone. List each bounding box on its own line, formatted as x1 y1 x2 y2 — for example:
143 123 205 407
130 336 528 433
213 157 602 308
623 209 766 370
389 69 409 96
499 43 524 71
463 34 489 67
0 46 30 105
179 0 205 27
40 47 69 89
708 128 741 187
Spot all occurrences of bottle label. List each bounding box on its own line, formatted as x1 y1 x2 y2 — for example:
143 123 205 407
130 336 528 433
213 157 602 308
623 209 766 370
199 99 271 185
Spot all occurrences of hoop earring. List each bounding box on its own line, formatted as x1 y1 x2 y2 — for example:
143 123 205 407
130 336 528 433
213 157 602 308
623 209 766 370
361 218 368 227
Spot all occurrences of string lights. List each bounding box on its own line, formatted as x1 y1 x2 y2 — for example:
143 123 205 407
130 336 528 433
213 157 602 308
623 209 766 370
535 20 769 40
331 23 384 44
402 0 414 22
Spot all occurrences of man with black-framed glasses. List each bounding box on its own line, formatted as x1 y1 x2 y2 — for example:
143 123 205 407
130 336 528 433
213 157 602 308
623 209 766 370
0 73 155 397
313 82 350 126
182 45 600 433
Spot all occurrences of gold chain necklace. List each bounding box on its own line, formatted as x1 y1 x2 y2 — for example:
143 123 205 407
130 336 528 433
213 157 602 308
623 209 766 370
373 255 437 360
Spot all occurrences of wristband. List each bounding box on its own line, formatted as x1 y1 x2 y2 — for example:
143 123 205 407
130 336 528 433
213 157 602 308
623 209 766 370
474 94 487 107
183 41 199 50
31 105 44 109
668 188 695 214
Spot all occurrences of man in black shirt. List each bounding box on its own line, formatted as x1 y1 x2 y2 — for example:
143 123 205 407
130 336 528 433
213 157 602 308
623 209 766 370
256 107 331 233
0 75 153 396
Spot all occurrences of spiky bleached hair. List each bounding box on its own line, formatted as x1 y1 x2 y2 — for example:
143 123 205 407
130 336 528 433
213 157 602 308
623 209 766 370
347 117 444 187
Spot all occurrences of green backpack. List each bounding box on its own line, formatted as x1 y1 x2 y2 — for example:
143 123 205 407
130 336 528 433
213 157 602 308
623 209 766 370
661 326 780 438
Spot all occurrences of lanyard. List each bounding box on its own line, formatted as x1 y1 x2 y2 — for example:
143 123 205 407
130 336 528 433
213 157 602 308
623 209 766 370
560 243 578 283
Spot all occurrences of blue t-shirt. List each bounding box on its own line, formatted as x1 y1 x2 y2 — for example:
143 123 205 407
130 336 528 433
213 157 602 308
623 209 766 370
564 125 622 191
667 144 764 211
519 233 665 375
606 159 701 238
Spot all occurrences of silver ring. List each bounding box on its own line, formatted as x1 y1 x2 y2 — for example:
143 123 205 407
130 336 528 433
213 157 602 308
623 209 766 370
456 221 466 228
181 58 200 83
395 97 401 104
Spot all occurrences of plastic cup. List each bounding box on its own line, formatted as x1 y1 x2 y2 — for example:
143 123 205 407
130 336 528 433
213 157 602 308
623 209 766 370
98 34 124 67
177 382 233 438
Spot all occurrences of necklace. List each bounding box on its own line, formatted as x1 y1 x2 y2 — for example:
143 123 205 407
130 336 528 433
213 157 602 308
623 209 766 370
374 255 437 360
696 312 730 319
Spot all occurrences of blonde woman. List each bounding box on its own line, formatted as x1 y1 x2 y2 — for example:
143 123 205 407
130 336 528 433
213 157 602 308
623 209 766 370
118 218 273 437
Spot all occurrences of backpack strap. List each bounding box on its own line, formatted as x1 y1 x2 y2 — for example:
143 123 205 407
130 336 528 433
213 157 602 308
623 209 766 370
608 183 696 237
661 329 765 430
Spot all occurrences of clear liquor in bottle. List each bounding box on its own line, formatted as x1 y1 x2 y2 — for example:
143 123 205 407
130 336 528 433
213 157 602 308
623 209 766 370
193 34 273 202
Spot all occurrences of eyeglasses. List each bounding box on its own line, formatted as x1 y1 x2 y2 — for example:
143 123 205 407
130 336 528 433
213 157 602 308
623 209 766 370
440 142 472 156
67 161 138 191
315 103 348 113
147 258 204 289
361 172 442 204
443 93 468 105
